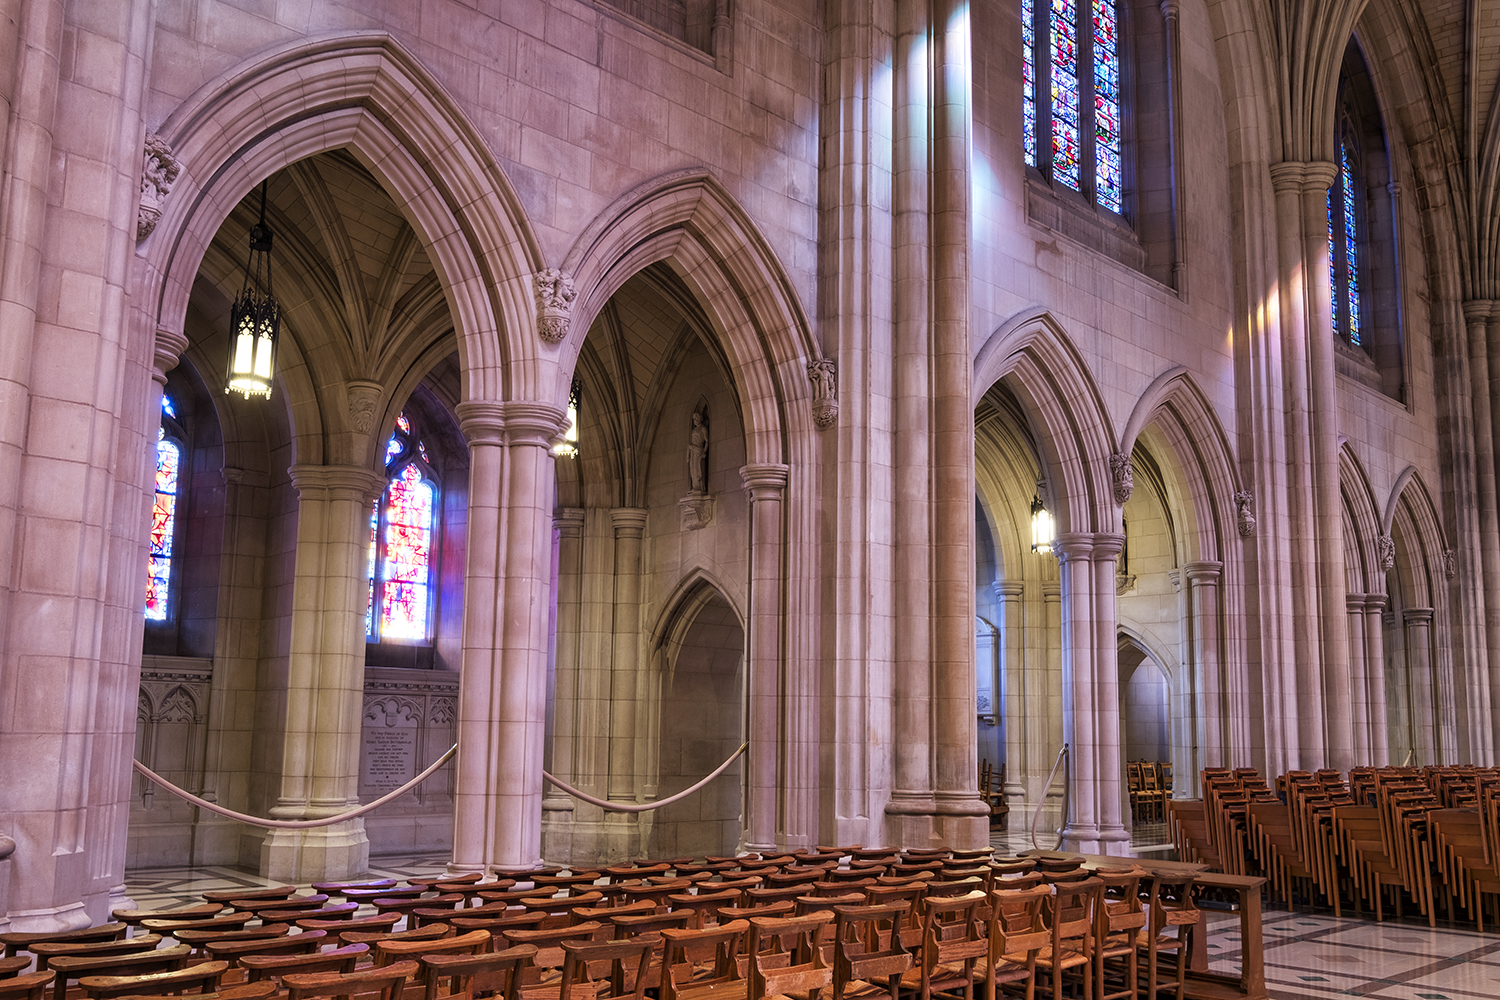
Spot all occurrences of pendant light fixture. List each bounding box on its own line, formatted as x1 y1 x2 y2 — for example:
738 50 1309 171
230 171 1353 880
1030 490 1054 555
225 180 280 399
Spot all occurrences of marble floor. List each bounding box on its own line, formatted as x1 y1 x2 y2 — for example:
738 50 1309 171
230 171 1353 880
120 847 1500 1000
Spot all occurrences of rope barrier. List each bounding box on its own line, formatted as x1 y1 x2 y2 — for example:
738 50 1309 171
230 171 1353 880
1030 742 1070 852
542 742 749 813
131 744 457 829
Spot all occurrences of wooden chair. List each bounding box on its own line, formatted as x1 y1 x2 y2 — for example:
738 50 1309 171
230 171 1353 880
0 972 52 1000
240 944 369 983
342 922 453 946
1033 877 1101 1000
141 915 254 938
206 929 328 964
552 938 652 1000
311 879 397 897
373 927 492 999
1137 875 1197 1000
1093 868 1147 1000
0 958 30 979
173 925 291 954
418 945 537 1000
747 911 834 1000
113 904 223 929
987 883 1050 1000
301 914 401 935
283 960 420 1000
520 892 607 928
503 923 606 996
228 894 328 915
900 891 987 1000
261 903 360 924
601 912 692 995
77 959 228 1000
1 925 128 959
667 889 743 929
200 887 294 905
828 903 911 1000
658 920 750 1000
47 943 192 1000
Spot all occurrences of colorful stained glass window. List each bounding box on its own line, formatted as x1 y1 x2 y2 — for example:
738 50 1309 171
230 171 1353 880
1092 0 1122 213
1050 0 1081 191
1026 0 1124 213
161 395 176 418
146 427 180 620
367 411 437 643
1023 0 1037 166
1327 130 1365 348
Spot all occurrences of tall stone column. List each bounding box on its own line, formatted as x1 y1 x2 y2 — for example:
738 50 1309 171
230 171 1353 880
741 464 788 852
541 508 584 848
1089 535 1129 850
1362 595 1389 763
261 464 385 881
996 582 1026 804
603 508 648 858
1473 300 1500 748
1054 535 1101 852
1346 594 1371 760
1184 561 1224 768
1404 609 1436 762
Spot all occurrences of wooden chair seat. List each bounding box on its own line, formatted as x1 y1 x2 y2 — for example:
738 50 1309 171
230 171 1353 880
341 923 453 946
282 959 419 1000
311 879 397 897
0 972 52 1000
48 944 192 1000
299 915 402 935
200 887 294 905
658 920 750 1000
0 958 30 979
418 945 537 1000
113 905 223 926
500 924 604 971
172 925 291 949
76 959 227 1000
204 929 327 962
2 924 128 958
239 943 370 983
259 903 359 924
29 935 166 971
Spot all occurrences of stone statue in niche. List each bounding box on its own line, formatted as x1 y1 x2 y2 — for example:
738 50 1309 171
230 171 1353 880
687 411 708 493
680 406 714 530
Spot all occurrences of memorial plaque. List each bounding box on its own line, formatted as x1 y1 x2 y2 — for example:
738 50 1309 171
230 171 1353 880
362 726 417 791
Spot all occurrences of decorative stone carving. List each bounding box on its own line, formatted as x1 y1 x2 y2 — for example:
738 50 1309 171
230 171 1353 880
534 268 577 343
807 359 838 429
137 133 180 242
1376 535 1396 572
680 493 715 531
364 695 421 727
1233 489 1256 537
1110 453 1133 504
429 696 456 726
347 380 382 435
1446 549 1457 579
157 686 199 724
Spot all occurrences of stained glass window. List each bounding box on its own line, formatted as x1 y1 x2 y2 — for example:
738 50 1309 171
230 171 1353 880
1327 124 1365 348
146 426 180 621
161 395 176 418
367 410 437 643
1024 0 1125 214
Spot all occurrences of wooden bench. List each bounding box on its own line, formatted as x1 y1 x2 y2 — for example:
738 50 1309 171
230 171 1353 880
29 934 166 971
1 924 128 959
0 972 53 1000
47 943 192 1000
204 930 328 963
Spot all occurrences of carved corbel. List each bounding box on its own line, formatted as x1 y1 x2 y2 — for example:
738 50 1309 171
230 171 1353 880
807 358 838 429
1376 535 1395 572
137 133 181 242
1109 453 1133 504
534 268 577 344
1233 489 1256 537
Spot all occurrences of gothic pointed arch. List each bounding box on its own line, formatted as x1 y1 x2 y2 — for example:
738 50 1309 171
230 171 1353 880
1339 446 1384 594
137 32 542 406
558 169 821 468
973 309 1117 535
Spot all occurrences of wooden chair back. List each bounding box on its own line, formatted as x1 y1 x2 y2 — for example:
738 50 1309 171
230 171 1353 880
658 920 749 1000
240 944 369 984
747 911 833 1000
911 891 987 1000
283 959 419 1000
829 903 911 1000
418 945 537 1000
77 959 227 1000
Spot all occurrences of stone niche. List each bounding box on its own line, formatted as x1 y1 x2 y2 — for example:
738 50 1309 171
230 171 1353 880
360 667 458 856
128 657 214 868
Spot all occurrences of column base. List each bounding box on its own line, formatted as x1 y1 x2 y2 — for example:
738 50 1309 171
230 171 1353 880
260 820 369 881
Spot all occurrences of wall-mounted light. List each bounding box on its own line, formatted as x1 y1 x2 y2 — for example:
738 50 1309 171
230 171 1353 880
1030 492 1054 555
552 376 580 459
226 181 280 399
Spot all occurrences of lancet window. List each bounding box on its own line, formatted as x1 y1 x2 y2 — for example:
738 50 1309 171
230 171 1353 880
146 395 185 621
367 411 437 642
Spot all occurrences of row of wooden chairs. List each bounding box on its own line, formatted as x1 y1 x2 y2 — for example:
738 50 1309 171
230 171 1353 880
1125 763 1172 825
1 853 1202 1000
978 760 1010 829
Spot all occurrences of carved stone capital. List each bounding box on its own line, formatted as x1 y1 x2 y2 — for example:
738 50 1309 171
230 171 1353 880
152 327 190 382
1109 453 1133 504
679 494 715 531
534 268 577 344
1376 534 1396 572
138 133 181 242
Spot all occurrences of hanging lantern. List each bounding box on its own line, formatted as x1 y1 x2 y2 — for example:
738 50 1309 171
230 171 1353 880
552 376 580 459
225 181 280 399
1030 492 1054 555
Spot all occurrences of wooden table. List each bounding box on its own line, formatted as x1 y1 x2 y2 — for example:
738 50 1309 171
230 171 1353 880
1020 851 1268 1000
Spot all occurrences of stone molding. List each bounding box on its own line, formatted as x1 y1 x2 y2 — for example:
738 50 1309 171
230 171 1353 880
455 400 506 446
500 401 569 448
364 666 459 695
1462 300 1497 324
1403 607 1435 626
554 507 585 533
1184 560 1223 583
288 464 386 503
610 508 649 536
153 328 190 382
1269 160 1337 194
740 463 790 499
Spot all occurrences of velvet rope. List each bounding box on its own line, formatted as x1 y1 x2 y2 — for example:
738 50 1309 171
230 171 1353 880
1030 742 1070 852
132 744 458 829
542 742 749 813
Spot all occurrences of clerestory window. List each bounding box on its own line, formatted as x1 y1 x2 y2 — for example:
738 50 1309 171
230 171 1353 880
367 411 438 643
146 394 186 622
